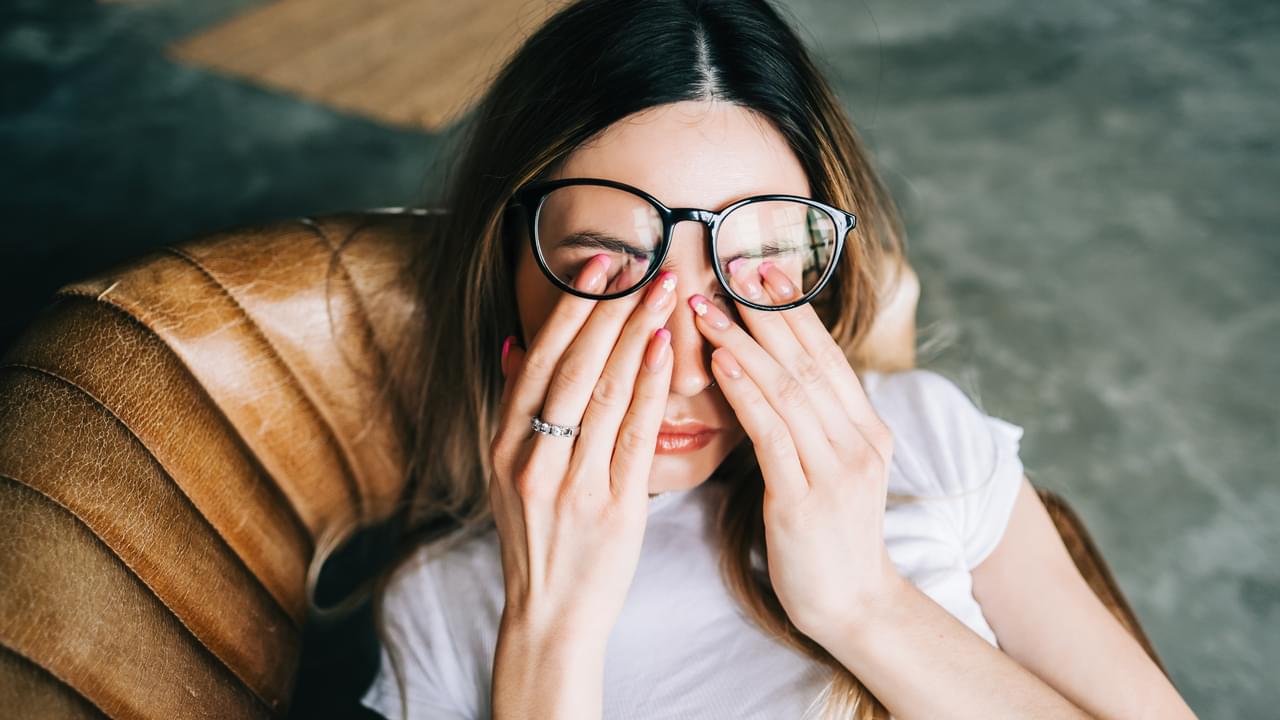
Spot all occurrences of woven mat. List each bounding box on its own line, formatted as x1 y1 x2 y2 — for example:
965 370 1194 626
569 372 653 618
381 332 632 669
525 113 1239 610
169 0 568 131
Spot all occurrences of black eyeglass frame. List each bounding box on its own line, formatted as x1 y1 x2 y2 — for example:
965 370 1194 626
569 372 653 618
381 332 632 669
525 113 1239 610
506 177 856 312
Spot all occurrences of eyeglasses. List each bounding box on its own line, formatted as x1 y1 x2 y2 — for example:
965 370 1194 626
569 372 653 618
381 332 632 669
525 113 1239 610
505 177 856 311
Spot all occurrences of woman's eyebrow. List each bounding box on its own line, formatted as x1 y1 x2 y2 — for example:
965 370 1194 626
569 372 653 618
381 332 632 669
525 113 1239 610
559 231 806 264
558 230 681 279
557 230 651 256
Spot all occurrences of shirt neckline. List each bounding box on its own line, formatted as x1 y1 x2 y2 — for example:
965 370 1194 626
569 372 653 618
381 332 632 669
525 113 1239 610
647 482 705 516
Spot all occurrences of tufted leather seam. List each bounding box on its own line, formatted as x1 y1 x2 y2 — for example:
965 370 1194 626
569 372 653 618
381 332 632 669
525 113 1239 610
0 473 278 717
2 361 302 633
0 640 110 719
162 244 367 523
299 214 411 468
44 291 316 560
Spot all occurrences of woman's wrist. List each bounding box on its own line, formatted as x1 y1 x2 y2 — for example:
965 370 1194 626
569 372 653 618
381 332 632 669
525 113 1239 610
808 568 911 651
498 599 612 656
497 608 608 662
492 609 608 720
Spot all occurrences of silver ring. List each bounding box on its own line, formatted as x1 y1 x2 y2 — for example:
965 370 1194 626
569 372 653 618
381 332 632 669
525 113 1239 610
532 414 580 439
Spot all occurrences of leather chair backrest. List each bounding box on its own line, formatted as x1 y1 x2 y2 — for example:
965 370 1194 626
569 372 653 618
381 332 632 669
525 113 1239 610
0 211 437 719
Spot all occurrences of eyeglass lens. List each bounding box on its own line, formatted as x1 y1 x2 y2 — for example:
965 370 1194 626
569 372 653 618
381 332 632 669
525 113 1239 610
534 184 838 306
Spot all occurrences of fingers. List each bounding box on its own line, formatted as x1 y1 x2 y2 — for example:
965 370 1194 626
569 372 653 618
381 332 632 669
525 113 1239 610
537 261 651 425
493 334 525 485
755 260 885 435
570 271 679 497
723 259 863 454
532 261 653 466
499 252 615 447
707 346 807 503
494 339 529 572
608 326 673 500
689 290 838 488
498 336 523 412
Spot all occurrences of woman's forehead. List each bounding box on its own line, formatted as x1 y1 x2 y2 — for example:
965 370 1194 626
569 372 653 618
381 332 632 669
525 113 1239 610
553 100 811 210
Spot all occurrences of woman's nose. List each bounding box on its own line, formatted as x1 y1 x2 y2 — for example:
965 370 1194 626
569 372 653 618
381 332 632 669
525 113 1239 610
658 221 725 397
664 296 717 397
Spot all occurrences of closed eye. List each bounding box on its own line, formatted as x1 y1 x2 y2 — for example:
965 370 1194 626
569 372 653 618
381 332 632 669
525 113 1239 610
557 230 654 262
719 239 803 272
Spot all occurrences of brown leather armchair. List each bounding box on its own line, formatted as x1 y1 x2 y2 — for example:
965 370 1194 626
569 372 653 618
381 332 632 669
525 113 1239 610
0 211 1166 718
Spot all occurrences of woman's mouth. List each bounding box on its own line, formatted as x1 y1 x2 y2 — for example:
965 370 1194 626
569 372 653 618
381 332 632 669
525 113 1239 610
655 421 719 454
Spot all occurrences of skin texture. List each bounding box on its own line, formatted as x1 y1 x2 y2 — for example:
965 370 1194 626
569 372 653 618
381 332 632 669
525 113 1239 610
512 99 800 494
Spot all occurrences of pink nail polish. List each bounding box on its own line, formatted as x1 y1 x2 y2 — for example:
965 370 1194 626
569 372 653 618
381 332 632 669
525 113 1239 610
758 261 794 297
713 349 743 379
645 328 671 372
689 294 729 329
579 254 612 292
501 335 513 364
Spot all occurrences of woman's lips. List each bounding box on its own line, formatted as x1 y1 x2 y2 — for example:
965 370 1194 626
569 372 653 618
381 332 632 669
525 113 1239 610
659 420 714 434
655 422 719 454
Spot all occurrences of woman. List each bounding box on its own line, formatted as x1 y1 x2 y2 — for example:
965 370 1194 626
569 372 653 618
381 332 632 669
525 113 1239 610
358 0 1195 718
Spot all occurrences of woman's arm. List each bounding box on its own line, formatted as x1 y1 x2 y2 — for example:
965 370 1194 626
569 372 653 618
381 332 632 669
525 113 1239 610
813 573 1093 720
969 475 1198 720
491 612 606 720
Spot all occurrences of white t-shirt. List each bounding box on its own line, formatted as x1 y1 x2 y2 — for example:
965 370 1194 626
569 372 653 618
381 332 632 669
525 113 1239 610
360 368 1027 720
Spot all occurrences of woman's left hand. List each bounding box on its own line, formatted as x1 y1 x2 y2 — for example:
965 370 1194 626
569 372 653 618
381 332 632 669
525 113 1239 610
688 259 907 644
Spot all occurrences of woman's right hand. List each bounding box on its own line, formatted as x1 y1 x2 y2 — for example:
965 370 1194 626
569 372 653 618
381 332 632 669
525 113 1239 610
489 252 678 656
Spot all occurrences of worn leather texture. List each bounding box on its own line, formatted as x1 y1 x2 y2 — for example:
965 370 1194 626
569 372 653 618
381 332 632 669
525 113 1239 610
0 210 1163 717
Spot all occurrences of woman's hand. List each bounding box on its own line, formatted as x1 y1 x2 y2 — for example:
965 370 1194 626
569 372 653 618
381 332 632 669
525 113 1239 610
489 253 677 654
688 259 907 645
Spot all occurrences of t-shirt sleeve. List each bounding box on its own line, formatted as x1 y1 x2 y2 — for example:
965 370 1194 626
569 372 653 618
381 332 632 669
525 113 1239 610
960 412 1027 569
882 369 1028 571
360 555 477 720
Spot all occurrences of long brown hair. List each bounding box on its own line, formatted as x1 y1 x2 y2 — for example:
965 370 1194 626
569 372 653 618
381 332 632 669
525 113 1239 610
370 1 919 717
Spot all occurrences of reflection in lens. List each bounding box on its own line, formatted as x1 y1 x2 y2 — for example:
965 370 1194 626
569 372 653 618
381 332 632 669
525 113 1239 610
536 184 663 295
717 200 838 306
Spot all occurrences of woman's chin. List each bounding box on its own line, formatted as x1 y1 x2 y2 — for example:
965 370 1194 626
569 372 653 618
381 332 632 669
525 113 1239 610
645 424 742 495
646 445 720 494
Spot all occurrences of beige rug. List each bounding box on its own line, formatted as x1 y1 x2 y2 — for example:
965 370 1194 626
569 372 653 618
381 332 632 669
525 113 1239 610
169 0 569 131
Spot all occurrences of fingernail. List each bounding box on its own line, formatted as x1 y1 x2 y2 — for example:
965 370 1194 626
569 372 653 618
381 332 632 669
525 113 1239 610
727 258 764 299
645 328 671 372
501 335 517 376
689 294 730 330
646 271 677 309
579 254 612 292
758 261 795 298
712 348 742 379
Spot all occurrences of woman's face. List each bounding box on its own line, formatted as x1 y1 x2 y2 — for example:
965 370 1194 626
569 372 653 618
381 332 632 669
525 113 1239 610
513 99 812 494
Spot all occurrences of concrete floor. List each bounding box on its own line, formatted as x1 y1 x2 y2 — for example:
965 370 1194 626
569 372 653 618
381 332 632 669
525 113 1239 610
1 1 1275 717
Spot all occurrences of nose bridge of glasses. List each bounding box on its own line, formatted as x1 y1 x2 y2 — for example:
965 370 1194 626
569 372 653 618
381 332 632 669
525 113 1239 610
665 209 719 273
669 208 718 226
